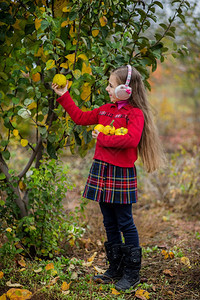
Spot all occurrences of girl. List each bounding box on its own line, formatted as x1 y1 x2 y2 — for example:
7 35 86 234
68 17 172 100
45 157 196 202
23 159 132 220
52 65 166 291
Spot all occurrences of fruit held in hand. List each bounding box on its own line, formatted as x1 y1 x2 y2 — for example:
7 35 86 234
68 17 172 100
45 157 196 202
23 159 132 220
52 74 67 88
115 127 128 135
94 124 105 133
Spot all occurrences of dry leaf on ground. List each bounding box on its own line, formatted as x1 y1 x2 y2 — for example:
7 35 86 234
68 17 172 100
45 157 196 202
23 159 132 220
6 288 32 300
61 281 72 291
93 265 105 274
135 289 150 299
0 294 7 300
88 251 97 262
180 257 191 268
111 288 120 295
6 281 23 287
163 269 174 277
45 263 54 270
0 271 4 279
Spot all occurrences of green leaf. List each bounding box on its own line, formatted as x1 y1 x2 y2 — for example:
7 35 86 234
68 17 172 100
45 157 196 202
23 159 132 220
0 72 8 80
0 173 6 180
2 150 10 160
47 141 57 159
25 23 35 35
153 1 163 9
12 97 20 105
41 20 49 31
17 108 31 119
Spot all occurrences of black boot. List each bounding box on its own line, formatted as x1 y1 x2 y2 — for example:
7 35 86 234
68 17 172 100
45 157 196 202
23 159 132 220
115 245 142 291
93 242 123 284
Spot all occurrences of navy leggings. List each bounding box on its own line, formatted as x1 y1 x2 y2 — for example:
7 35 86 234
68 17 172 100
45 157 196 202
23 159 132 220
99 202 139 246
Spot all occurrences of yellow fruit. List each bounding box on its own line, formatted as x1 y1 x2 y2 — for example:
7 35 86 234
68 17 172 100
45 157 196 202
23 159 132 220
94 124 104 132
103 125 115 135
52 74 67 88
115 127 128 135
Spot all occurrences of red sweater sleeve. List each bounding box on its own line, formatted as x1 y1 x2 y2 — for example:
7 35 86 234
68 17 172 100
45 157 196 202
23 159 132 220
56 91 99 125
97 109 144 149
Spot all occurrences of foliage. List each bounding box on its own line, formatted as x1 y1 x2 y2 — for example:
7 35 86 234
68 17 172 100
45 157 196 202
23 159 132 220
138 146 200 215
0 0 190 218
0 158 85 260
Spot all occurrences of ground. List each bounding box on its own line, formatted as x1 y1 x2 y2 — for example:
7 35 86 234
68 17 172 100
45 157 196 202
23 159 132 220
0 150 200 299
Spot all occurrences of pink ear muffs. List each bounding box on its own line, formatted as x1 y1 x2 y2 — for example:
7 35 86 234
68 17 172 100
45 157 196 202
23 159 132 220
115 65 132 100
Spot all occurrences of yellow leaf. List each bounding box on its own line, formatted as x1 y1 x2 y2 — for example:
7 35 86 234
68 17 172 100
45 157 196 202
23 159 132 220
78 54 88 61
111 288 120 295
0 271 4 279
13 129 19 137
19 268 26 272
72 69 81 79
34 47 44 57
69 238 75 247
19 180 26 191
45 263 54 271
46 59 56 70
21 139 28 147
92 29 99 37
61 281 71 291
0 294 7 300
62 6 71 12
169 251 175 259
72 39 77 45
40 7 45 12
135 289 150 299
65 53 77 63
51 269 58 276
69 26 77 37
88 251 97 262
140 47 148 55
99 16 107 27
6 227 12 232
81 83 91 101
180 257 191 268
28 102 37 110
35 18 42 30
6 288 32 300
162 216 168 221
17 257 26 267
32 72 40 82
82 62 92 75
61 20 69 27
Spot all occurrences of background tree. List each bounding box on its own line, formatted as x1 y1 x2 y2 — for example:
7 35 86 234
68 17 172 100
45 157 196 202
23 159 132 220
0 0 190 219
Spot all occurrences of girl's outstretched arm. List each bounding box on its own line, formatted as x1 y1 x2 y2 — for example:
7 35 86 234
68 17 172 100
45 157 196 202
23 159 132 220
52 83 99 126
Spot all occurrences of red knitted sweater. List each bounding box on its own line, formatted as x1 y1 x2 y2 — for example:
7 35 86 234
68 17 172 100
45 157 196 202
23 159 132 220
57 91 144 167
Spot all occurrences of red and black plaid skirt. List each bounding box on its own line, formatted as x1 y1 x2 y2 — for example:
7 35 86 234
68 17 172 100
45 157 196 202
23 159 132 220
83 159 138 204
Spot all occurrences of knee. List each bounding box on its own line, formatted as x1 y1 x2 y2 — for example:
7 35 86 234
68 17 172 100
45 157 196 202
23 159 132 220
118 219 137 233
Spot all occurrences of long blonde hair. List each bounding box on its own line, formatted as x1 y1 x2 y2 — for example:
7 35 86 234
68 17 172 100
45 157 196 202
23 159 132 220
112 66 166 173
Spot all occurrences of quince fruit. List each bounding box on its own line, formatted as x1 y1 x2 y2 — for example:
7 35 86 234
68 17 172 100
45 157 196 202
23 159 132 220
52 74 67 88
115 127 128 135
94 124 104 133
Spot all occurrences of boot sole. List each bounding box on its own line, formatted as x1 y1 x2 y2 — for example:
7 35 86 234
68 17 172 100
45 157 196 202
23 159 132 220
115 279 140 291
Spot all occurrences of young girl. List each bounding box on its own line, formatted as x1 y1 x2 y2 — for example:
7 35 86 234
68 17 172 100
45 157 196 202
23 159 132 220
52 65 166 291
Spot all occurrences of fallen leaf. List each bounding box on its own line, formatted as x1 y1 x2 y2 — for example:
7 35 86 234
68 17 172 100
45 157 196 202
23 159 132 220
47 276 60 287
17 257 26 267
33 267 42 273
88 252 97 262
0 271 4 279
71 272 78 280
0 294 7 300
180 257 191 268
6 288 32 300
163 269 174 277
61 281 71 291
82 261 93 267
45 263 54 271
19 268 26 272
135 289 150 300
111 288 120 295
169 251 175 259
6 281 23 287
62 290 70 295
93 266 105 274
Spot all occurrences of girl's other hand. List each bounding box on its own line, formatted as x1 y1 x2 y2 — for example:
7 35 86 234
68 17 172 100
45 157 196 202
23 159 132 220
52 82 68 96
92 129 100 139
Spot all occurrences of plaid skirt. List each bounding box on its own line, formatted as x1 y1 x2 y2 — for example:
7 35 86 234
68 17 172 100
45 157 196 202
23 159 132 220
83 159 138 204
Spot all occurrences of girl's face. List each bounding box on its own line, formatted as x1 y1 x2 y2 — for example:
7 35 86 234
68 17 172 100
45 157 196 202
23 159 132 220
106 74 120 103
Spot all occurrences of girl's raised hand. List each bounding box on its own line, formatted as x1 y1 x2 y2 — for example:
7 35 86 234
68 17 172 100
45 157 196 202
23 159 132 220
52 82 68 96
